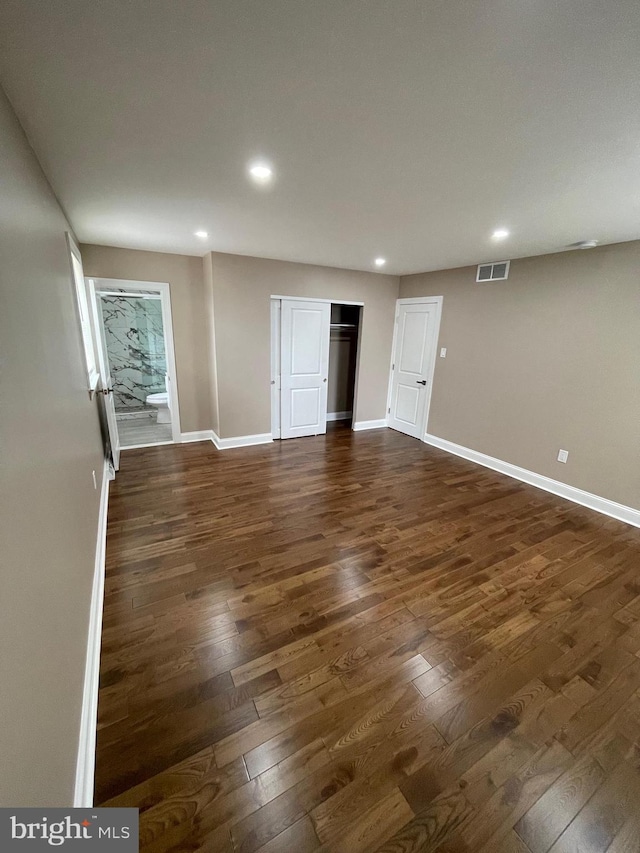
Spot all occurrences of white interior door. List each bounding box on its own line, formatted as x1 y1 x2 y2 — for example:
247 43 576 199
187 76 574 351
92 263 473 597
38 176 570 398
88 282 121 470
280 299 331 439
388 299 441 439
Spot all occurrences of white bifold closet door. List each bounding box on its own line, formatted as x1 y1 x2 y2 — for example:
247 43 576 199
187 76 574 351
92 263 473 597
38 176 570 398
280 299 331 439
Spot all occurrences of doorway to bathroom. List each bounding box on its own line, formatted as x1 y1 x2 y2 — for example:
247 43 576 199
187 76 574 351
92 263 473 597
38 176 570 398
88 278 182 459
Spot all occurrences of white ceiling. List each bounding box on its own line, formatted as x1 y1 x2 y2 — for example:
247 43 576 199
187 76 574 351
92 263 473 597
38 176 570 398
1 0 639 275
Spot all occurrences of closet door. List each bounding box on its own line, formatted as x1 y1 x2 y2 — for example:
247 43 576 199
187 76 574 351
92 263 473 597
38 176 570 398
280 299 331 439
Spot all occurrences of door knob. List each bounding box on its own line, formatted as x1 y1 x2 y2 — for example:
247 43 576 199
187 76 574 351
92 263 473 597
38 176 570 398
101 387 114 395
323 378 327 382
416 380 427 386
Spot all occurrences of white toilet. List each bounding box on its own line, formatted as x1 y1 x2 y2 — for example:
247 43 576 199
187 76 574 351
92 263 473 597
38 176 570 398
146 376 171 424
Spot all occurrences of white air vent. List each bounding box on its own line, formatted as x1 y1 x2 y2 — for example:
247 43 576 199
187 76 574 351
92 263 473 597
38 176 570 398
476 260 510 282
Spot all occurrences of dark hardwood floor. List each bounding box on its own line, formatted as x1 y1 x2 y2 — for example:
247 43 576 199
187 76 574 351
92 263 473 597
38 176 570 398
96 424 640 852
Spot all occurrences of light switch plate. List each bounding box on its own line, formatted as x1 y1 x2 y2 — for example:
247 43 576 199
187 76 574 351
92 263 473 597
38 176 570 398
440 347 447 358
557 449 569 463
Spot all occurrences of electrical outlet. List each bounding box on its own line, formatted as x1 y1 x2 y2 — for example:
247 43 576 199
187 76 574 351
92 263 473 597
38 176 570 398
440 347 447 358
557 449 569 464
92 470 97 489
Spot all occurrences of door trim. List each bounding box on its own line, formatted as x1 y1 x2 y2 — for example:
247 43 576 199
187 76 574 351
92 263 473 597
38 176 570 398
66 234 101 395
386 296 443 439
271 295 364 306
87 279 121 469
88 278 183 446
270 299 281 439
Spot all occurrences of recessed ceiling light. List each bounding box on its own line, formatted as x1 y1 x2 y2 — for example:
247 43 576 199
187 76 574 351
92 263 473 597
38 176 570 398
492 229 510 240
249 162 273 184
194 231 208 239
374 257 386 267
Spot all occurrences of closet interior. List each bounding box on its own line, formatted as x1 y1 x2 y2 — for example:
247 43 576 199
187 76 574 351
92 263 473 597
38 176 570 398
328 303 361 424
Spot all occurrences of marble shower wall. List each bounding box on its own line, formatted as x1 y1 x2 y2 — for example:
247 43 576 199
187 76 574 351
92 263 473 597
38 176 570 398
100 295 167 412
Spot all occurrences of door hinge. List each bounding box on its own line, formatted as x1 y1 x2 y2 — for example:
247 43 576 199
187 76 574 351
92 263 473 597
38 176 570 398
388 407 391 414
392 363 395 370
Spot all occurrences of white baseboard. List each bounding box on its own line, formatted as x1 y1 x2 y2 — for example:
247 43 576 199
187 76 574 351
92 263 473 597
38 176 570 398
181 430 214 443
182 430 274 450
74 458 111 807
353 419 388 432
327 411 352 422
423 433 640 529
212 431 273 450
120 440 173 451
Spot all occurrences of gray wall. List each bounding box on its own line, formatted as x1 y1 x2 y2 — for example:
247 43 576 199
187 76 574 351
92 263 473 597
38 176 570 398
207 252 399 438
0 87 105 805
80 245 212 434
400 241 640 508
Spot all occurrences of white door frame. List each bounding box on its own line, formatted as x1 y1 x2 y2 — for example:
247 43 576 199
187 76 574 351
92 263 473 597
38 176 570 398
86 279 122 470
270 299 281 439
386 296 443 439
87 278 183 446
271 296 364 437
271 296 365 306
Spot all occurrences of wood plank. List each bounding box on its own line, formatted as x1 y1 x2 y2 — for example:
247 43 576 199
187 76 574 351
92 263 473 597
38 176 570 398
463 740 573 851
547 757 640 852
254 816 320 853
373 789 474 853
94 425 640 852
513 754 606 853
328 788 414 853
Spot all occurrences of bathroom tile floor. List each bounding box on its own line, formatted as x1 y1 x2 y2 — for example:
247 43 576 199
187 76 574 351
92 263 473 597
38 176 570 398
117 416 173 447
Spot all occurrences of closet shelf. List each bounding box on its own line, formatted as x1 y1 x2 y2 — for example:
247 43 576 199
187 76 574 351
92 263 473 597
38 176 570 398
330 323 357 329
